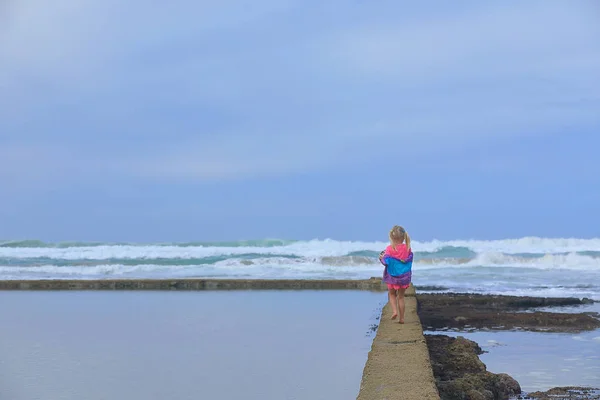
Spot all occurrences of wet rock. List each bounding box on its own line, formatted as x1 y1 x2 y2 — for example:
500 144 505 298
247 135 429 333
426 334 521 400
496 374 521 397
523 386 600 399
418 293 594 311
466 389 489 400
417 294 600 333
415 285 450 292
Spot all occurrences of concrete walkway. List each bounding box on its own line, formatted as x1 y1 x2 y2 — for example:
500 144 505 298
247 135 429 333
357 286 440 400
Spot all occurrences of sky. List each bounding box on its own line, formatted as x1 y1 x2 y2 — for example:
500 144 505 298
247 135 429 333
1 0 599 242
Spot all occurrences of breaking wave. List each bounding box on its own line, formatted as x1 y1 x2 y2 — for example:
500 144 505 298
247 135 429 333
1 237 599 299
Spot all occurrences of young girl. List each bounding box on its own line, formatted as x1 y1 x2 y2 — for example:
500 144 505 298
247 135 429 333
379 225 413 324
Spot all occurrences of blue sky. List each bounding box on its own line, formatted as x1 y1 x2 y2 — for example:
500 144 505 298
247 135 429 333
1 0 599 242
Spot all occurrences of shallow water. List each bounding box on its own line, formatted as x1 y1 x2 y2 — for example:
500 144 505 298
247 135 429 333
0 291 385 400
429 322 600 391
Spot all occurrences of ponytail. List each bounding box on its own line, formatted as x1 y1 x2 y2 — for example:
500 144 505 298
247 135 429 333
389 225 411 250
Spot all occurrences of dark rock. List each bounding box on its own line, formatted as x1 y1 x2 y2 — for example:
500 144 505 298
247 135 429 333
425 334 521 400
418 293 592 311
466 389 488 400
415 285 450 292
496 373 521 398
525 386 600 399
417 293 600 333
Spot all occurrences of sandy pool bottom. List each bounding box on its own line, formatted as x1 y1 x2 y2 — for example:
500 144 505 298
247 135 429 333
0 291 385 400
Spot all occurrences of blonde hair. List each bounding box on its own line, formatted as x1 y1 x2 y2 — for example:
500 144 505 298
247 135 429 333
389 225 411 250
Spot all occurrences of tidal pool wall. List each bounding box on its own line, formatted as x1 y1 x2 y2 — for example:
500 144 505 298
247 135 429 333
0 278 440 400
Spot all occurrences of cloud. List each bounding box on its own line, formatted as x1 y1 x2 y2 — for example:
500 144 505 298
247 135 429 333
0 143 74 193
1 0 599 183
322 2 600 82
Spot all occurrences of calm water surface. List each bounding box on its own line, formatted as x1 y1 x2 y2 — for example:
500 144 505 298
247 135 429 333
0 291 384 400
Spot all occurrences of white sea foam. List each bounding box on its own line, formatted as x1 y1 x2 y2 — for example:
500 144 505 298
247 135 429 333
2 237 600 260
484 340 506 348
463 252 600 270
0 240 384 260
416 237 600 254
1 237 600 299
0 262 382 280
208 253 600 271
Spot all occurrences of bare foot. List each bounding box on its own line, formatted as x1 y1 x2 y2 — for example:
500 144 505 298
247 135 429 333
391 313 398 320
398 319 405 324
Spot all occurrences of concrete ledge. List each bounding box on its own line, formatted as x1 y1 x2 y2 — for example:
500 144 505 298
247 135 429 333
0 278 416 292
357 292 440 400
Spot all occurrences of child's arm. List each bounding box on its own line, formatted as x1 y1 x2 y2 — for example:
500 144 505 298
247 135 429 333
378 250 387 265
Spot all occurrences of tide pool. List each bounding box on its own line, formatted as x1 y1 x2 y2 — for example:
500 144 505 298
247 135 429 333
0 291 385 400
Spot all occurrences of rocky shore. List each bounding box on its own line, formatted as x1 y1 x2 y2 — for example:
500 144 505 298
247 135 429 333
523 387 600 400
425 334 521 400
418 293 599 333
418 293 600 400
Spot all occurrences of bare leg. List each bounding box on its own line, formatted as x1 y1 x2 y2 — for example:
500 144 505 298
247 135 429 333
388 288 398 319
397 288 406 323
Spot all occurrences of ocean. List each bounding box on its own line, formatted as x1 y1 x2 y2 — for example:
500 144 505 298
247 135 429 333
1 237 599 300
